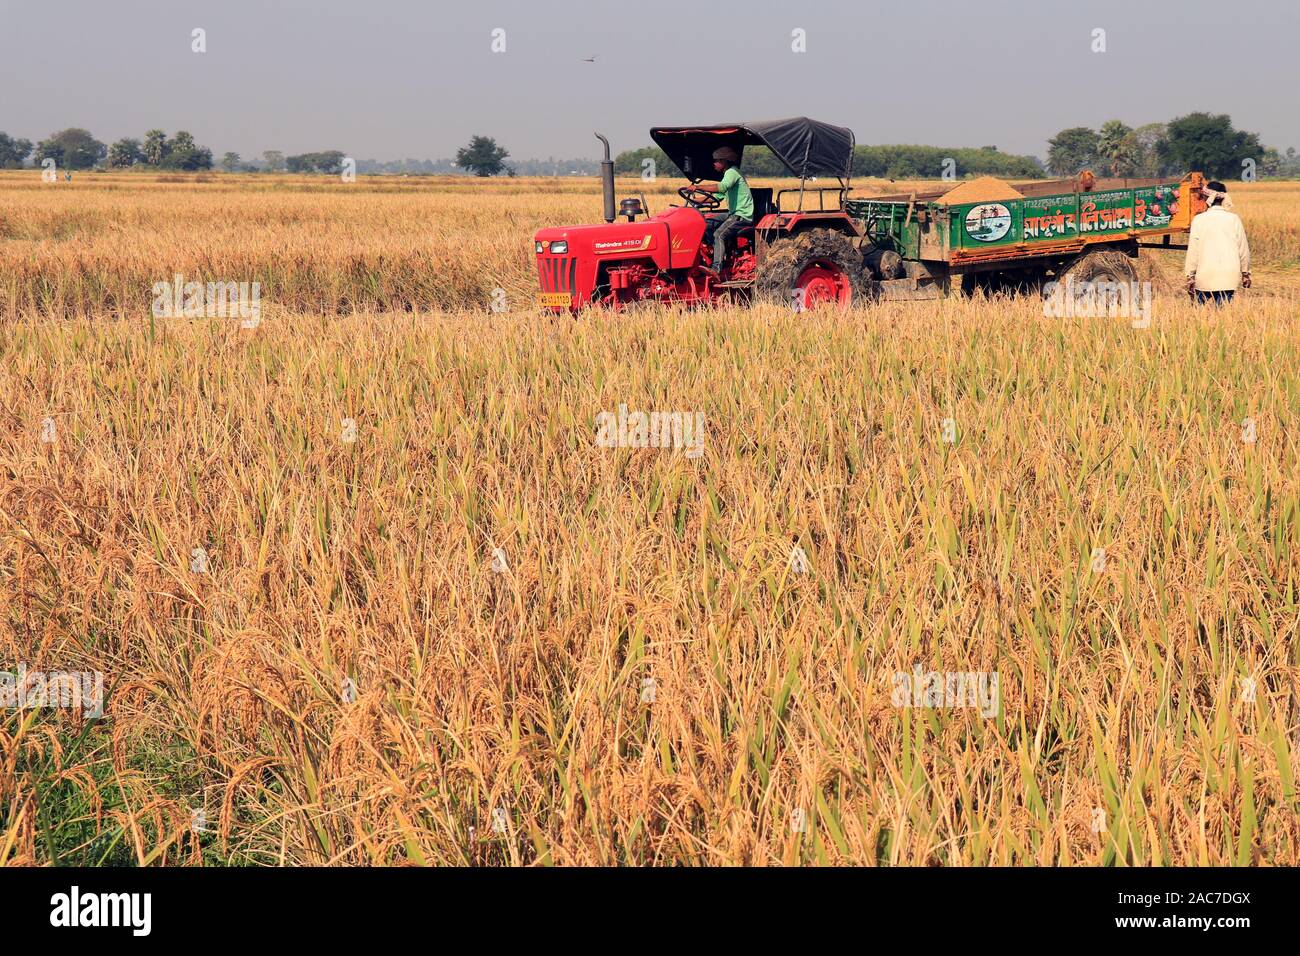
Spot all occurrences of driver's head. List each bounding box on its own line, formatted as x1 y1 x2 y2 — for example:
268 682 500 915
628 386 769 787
712 146 740 173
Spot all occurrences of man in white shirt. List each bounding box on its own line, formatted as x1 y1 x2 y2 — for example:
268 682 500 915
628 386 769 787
1184 180 1251 305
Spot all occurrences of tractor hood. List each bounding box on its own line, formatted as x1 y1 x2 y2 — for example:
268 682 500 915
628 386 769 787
650 117 855 184
535 219 669 255
534 206 709 301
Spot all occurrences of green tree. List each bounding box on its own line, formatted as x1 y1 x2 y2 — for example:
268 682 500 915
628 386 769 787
143 129 168 165
163 146 213 171
883 151 922 178
1158 112 1263 178
34 128 107 170
854 145 1042 180
748 147 794 176
285 150 346 174
221 151 242 172
262 150 285 172
1259 147 1282 177
1097 120 1138 176
1282 147 1300 177
314 150 345 174
160 131 213 170
108 138 143 168
455 135 510 177
1126 123 1169 177
0 132 34 168
613 146 669 175
1046 127 1100 176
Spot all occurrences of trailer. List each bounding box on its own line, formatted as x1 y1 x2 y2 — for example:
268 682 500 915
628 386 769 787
846 172 1209 299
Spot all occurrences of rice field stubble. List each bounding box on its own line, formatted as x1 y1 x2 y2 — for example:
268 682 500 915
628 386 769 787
2 172 1299 866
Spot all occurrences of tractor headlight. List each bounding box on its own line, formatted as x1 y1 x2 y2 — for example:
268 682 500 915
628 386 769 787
535 241 545 254
549 240 568 254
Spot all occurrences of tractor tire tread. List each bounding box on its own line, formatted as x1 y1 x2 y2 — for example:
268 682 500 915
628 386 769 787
753 228 869 308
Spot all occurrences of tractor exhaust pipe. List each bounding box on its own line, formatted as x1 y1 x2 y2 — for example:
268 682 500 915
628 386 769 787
595 133 616 223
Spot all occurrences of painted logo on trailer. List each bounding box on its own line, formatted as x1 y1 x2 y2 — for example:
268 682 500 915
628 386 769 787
964 203 1012 243
593 235 655 254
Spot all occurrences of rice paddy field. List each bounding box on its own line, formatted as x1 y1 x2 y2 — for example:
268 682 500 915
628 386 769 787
2 171 1300 866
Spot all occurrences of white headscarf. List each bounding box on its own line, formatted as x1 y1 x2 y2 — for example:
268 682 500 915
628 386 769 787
1202 185 1235 210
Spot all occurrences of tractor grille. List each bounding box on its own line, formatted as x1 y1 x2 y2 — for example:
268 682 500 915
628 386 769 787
538 256 577 293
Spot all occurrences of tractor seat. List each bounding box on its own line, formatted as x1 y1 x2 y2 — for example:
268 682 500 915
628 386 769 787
728 189 771 250
705 188 771 236
708 187 771 256
731 220 756 252
748 187 775 222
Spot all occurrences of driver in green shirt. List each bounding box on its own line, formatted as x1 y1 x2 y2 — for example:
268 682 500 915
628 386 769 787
696 146 754 277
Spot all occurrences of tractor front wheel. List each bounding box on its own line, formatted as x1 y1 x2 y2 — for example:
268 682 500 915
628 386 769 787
754 229 869 310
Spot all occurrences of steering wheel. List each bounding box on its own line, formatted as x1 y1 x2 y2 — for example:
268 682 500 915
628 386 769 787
678 185 721 211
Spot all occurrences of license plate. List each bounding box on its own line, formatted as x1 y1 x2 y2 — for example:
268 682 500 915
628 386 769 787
537 292 571 308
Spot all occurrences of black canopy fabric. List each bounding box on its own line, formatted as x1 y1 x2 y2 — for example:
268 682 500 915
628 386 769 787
649 118 855 183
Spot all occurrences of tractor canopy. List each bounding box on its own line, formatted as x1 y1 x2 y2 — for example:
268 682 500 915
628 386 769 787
649 117 855 184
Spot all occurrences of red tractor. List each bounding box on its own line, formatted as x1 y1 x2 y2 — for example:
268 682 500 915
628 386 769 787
534 118 869 312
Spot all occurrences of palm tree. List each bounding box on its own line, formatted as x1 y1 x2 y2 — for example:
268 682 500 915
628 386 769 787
143 129 167 166
1097 120 1136 177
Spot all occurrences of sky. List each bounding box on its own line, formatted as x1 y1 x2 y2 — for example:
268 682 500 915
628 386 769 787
1 0 1296 162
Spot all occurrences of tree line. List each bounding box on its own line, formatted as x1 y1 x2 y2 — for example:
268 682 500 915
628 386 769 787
0 128 348 174
1046 113 1298 179
613 143 1044 180
609 113 1297 182
5 115 1295 180
0 128 217 171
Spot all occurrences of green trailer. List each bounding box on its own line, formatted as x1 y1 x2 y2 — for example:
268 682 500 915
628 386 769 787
844 172 1208 298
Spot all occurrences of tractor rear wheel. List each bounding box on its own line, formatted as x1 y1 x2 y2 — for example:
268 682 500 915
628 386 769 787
754 228 869 310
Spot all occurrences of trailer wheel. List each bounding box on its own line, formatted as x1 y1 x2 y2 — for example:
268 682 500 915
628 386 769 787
755 228 869 310
1047 249 1138 308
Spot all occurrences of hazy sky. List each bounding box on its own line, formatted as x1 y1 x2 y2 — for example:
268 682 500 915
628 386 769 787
2 0 1296 161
